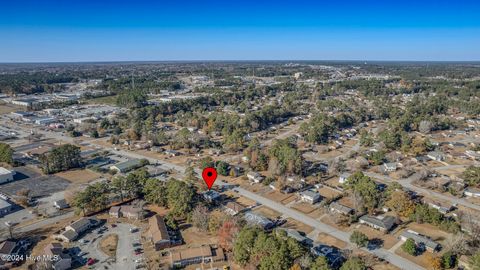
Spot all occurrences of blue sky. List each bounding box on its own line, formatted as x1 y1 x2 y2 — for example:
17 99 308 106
1 0 479 62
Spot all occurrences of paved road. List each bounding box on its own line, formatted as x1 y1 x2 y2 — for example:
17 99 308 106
0 211 74 240
233 187 423 270
365 171 480 212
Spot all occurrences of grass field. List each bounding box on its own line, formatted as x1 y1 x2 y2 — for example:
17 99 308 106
282 218 314 234
0 103 21 114
99 234 119 257
55 169 101 184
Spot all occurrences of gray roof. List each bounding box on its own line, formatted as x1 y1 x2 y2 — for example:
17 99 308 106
0 241 16 255
68 217 98 232
330 202 353 215
384 162 397 169
300 190 321 200
277 228 308 243
400 230 440 250
111 159 142 172
244 212 273 228
61 230 78 241
203 190 221 200
359 215 396 231
0 198 11 209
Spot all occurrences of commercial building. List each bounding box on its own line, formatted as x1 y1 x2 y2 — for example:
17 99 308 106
168 245 225 268
148 215 173 251
43 242 72 270
0 167 15 184
109 159 143 173
0 198 13 217
109 205 143 220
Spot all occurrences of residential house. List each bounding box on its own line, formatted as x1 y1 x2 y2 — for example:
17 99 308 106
465 150 480 161
247 171 264 183
109 206 121 218
427 151 445 161
359 215 396 232
201 189 221 202
299 190 321 204
464 188 480 198
423 198 454 214
399 230 440 252
276 228 311 246
383 163 397 172
229 166 243 177
224 201 246 216
329 202 354 216
43 243 72 270
121 205 143 220
168 245 225 268
57 217 99 241
310 244 344 268
164 150 181 157
53 199 69 210
339 173 351 184
244 212 273 230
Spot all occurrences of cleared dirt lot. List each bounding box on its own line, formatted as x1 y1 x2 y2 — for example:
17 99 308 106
253 206 281 219
282 218 314 234
99 233 119 257
264 190 295 204
55 169 101 184
319 214 350 232
318 187 343 199
291 202 317 214
0 103 22 114
352 225 399 250
316 232 347 249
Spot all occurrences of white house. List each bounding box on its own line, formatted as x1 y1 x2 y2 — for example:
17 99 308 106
339 173 351 184
464 188 480 198
247 171 264 183
427 151 445 161
299 190 321 204
383 163 397 172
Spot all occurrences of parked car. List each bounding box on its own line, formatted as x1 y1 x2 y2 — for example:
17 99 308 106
86 258 95 266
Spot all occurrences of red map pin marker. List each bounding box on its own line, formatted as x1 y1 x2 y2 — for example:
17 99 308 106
202 167 217 190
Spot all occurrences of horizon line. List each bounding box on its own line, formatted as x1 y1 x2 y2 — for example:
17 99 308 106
1 59 480 65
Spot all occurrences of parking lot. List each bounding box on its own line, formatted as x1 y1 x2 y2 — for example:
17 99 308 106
0 166 70 198
70 222 146 270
